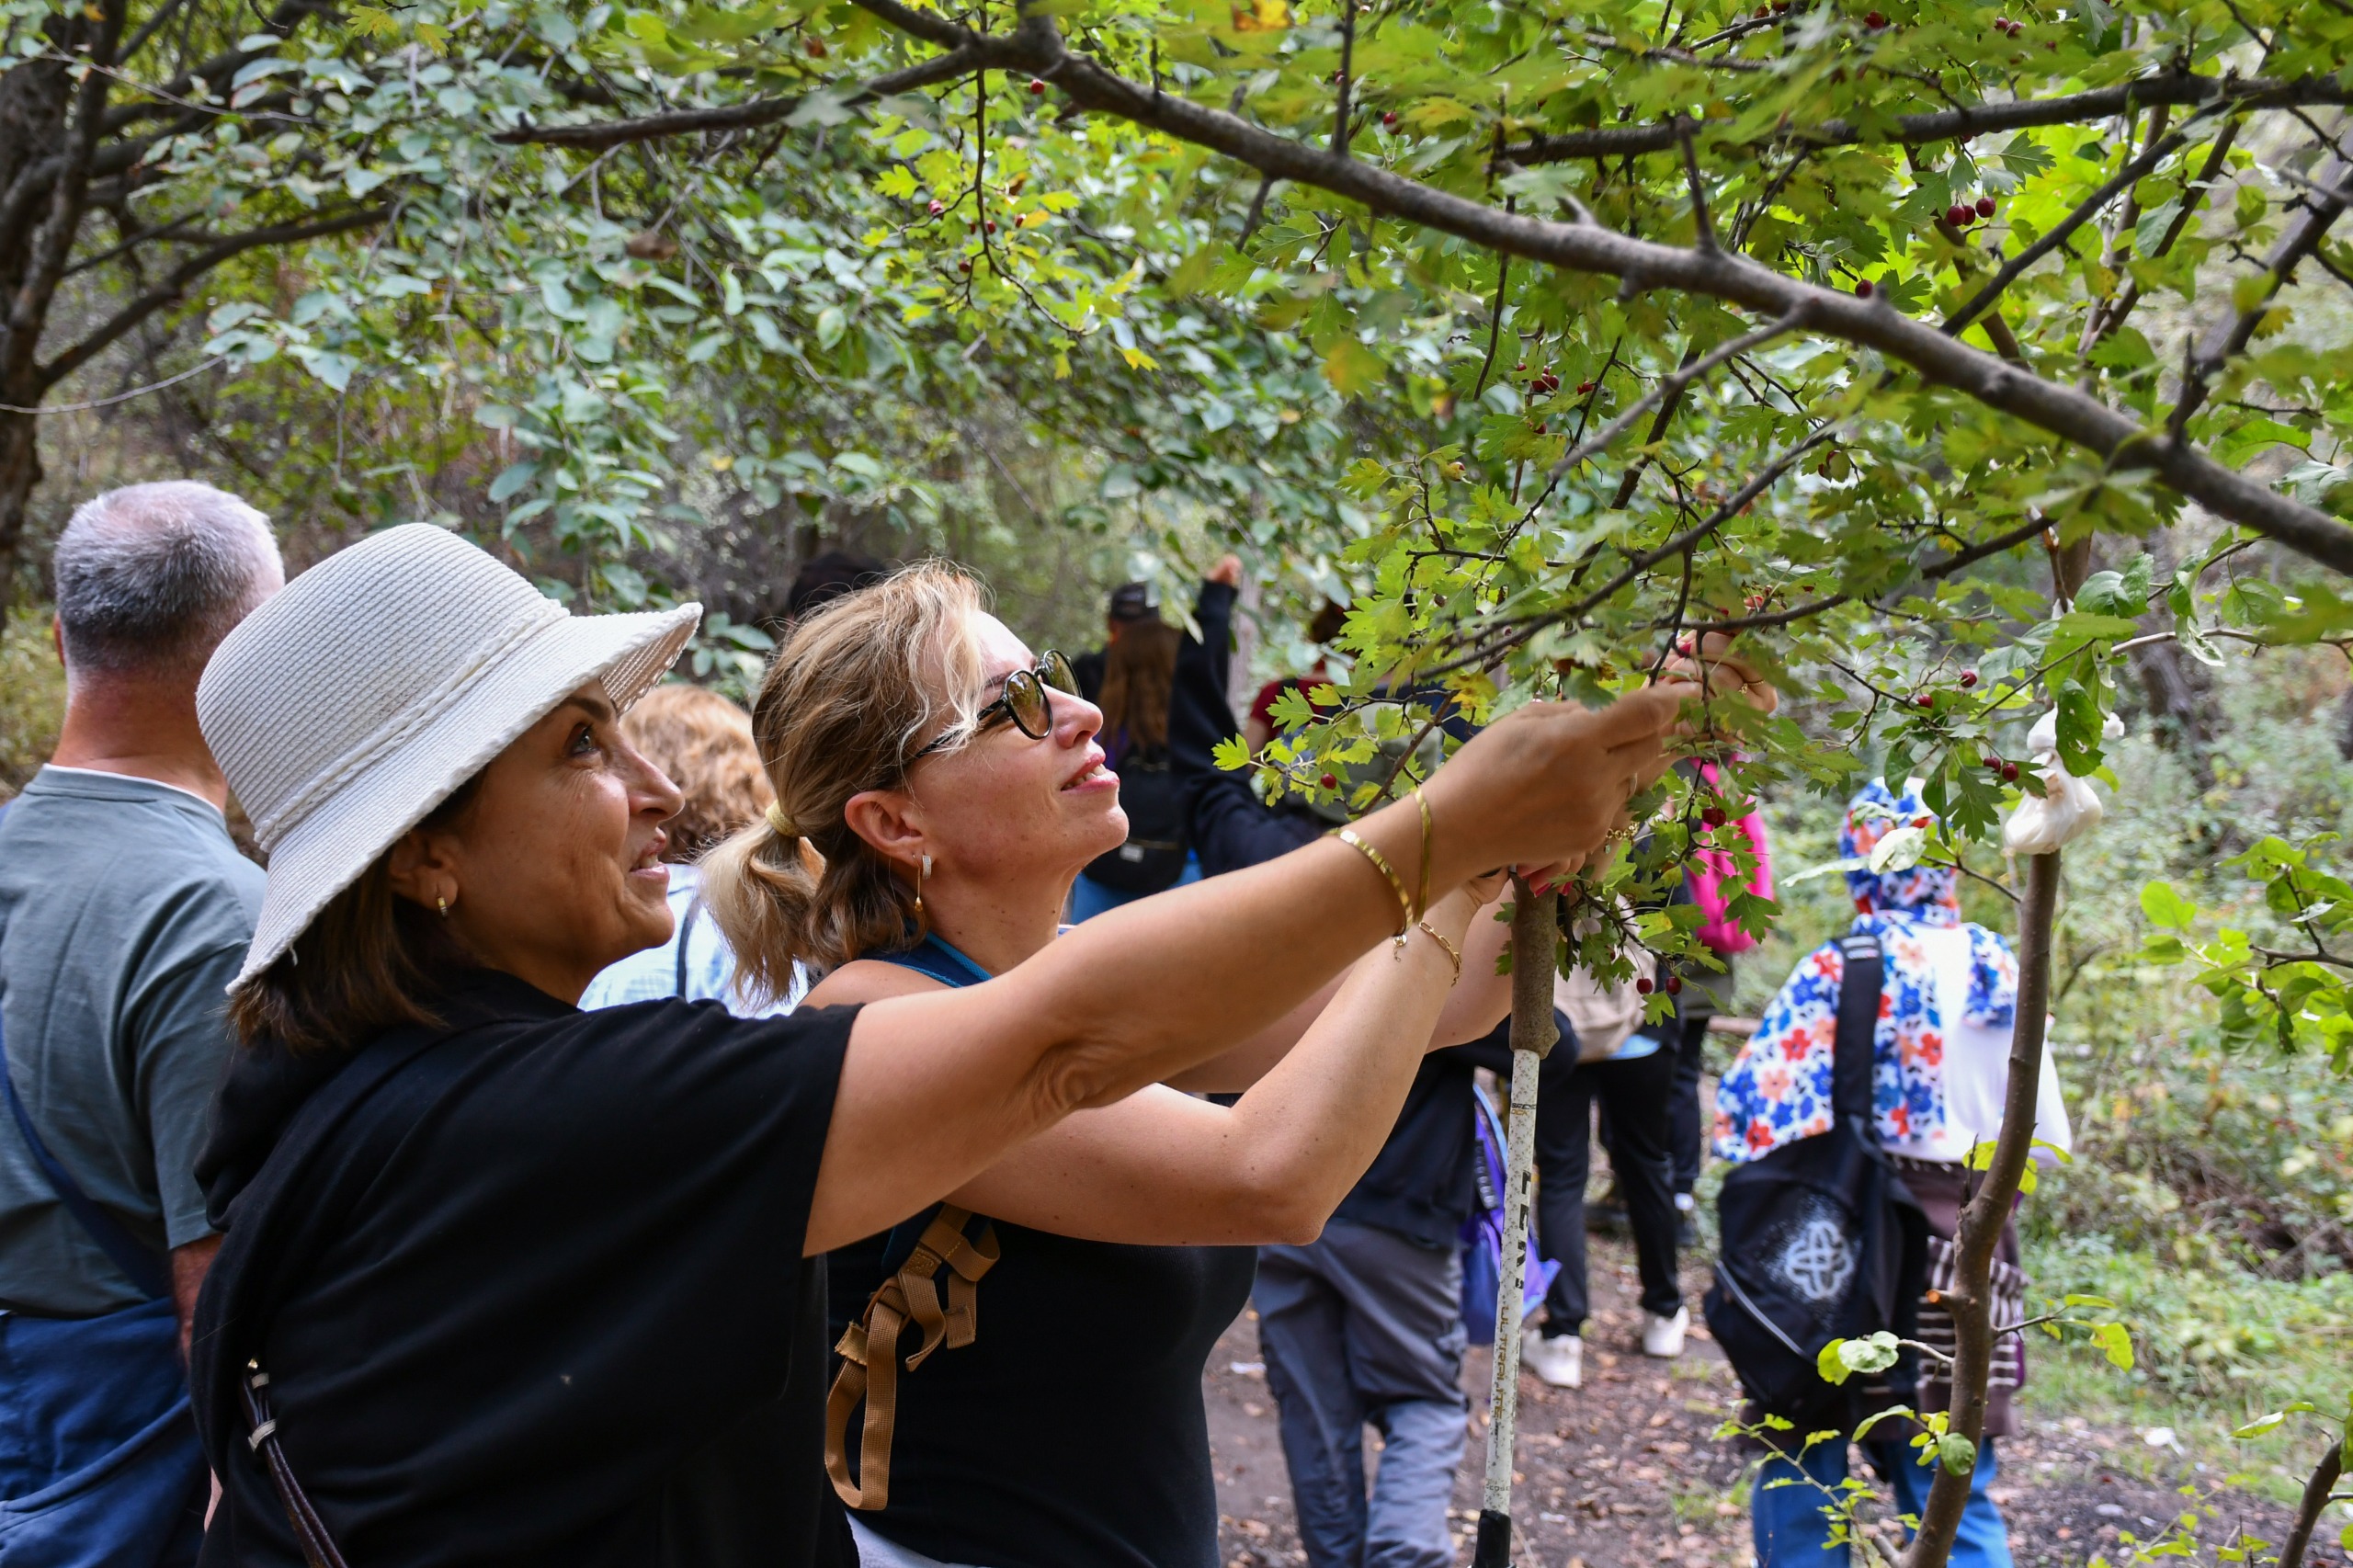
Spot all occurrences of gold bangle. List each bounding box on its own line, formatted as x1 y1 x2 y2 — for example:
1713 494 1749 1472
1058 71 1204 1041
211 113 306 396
1415 919 1462 984
1412 787 1433 926
1337 826 1413 937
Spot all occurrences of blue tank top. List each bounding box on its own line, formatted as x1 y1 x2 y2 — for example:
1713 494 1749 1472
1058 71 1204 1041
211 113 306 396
830 935 1256 1568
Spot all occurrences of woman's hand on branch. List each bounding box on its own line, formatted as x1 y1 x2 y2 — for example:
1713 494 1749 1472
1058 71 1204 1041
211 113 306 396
1420 684 1679 890
1653 630 1780 716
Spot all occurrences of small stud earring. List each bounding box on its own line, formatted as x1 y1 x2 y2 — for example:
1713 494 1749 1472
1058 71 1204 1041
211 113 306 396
915 853 932 914
437 895 451 917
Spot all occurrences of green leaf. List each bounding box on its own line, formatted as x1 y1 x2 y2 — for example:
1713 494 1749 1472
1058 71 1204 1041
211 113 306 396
2053 683 2109 774
1938 1433 1978 1476
2140 881 2196 929
1322 338 1386 398
1816 1332 1902 1385
2089 1321 2135 1370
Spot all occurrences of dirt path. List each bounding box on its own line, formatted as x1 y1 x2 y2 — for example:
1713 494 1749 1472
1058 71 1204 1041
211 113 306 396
1207 1235 2319 1568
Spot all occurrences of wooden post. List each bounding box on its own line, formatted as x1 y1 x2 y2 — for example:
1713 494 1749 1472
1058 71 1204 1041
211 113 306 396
1473 880 1562 1568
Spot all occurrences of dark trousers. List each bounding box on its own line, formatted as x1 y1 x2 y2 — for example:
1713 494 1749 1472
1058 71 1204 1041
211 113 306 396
1256 1221 1467 1568
1665 1005 1712 1196
1535 1047 1682 1333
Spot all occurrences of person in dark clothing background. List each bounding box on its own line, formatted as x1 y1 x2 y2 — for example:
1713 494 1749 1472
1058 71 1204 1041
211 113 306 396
1072 578 1163 704
1161 576 1497 1568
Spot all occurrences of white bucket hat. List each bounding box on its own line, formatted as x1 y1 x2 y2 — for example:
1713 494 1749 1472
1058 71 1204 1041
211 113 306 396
198 524 701 986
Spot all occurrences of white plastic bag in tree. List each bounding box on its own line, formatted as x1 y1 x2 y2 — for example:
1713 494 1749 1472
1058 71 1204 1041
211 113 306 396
2002 708 2122 856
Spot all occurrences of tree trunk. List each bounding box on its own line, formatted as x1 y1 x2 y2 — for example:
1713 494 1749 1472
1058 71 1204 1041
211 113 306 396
2277 1435 2346 1568
1902 851 2060 1568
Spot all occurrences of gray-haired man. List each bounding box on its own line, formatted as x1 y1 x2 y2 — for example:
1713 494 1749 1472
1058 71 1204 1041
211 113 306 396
0 483 282 1567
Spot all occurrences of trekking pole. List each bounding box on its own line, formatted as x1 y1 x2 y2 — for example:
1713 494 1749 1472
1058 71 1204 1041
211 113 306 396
1473 879 1561 1568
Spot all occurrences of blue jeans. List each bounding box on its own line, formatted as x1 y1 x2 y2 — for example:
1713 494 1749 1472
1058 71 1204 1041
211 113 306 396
1256 1221 1467 1568
0 1297 205 1568
1065 851 1203 922
1754 1437 2011 1568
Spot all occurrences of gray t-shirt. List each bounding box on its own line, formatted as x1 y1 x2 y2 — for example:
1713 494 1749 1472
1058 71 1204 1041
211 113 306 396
0 766 265 1315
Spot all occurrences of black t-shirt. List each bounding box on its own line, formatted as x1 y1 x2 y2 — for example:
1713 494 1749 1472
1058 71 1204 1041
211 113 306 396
190 966 858 1568
831 1218 1255 1568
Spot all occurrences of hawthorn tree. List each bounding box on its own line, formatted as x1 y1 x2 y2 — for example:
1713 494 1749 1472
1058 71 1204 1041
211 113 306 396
484 0 2353 1556
62 0 2348 1551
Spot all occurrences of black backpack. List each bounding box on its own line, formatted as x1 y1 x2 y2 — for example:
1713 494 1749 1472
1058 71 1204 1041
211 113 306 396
1085 744 1189 894
1704 933 1930 1427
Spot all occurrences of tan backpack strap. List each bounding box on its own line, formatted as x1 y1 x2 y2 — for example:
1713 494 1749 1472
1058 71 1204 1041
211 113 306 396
824 1206 1000 1510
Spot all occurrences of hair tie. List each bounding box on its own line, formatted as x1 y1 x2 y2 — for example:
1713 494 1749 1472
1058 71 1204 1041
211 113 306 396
765 802 799 839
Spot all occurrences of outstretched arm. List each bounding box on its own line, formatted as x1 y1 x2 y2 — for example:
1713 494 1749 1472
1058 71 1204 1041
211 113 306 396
805 684 1681 1255
939 881 1499 1244
1162 887 1513 1092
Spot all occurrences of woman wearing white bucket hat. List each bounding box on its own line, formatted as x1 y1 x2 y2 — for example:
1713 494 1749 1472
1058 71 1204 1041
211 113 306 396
184 523 1681 1568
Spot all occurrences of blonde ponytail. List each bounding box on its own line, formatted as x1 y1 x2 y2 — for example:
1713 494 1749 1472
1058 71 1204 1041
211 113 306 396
701 561 989 994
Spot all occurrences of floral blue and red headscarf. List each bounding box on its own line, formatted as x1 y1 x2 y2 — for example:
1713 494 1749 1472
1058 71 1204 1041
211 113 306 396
1714 780 2019 1162
1840 778 1962 925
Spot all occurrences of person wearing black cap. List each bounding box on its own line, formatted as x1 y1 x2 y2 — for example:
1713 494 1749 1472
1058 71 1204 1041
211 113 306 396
1071 580 1157 705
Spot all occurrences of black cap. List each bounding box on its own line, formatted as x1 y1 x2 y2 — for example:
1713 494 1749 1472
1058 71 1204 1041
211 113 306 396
1107 582 1154 623
787 550 889 620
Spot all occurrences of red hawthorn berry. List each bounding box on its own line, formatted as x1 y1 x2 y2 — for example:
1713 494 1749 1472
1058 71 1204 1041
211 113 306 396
1993 13 2009 24
1319 772 1338 790
1863 10 1886 25
957 257 972 271
1915 694 1934 709
805 36 827 55
1636 977 1655 995
2002 761 2021 782
1029 78 1046 95
1960 667 1979 687
1976 195 1997 217
1856 278 1875 297
1381 111 1399 128
1754 6 1768 15
1666 976 1684 995
1773 0 1790 9
927 199 946 216
1514 360 1526 371
985 221 997 233
1533 422 1548 434
1702 805 1729 828
1541 372 1561 392
1577 380 1597 393
1947 203 1972 228
1984 755 2003 770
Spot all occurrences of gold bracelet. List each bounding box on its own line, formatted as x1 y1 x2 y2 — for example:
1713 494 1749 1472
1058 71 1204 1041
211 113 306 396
1412 787 1433 926
1415 919 1462 984
1337 827 1413 937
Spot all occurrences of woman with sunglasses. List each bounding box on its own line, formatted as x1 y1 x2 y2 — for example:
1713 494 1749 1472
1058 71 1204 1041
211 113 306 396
699 562 1678 1568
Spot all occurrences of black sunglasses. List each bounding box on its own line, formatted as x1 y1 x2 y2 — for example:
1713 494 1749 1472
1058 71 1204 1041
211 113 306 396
909 650 1079 764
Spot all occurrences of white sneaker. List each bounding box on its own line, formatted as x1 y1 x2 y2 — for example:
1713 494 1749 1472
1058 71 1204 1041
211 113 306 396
1521 1326 1583 1388
1642 1304 1690 1358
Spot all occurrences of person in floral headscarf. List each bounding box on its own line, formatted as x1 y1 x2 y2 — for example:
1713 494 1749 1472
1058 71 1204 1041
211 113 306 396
1713 779 2073 1568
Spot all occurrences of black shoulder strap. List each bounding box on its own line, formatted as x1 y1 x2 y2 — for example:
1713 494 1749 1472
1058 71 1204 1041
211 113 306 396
674 895 703 998
2 1017 173 1300
1832 932 1884 1138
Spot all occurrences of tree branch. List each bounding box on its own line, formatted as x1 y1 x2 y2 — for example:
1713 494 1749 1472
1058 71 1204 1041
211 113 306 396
2173 154 2350 429
2277 1433 2346 1568
35 205 389 392
1943 113 2208 337
1547 304 1806 482
542 12 2353 574
1505 74 2353 165
493 45 999 149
